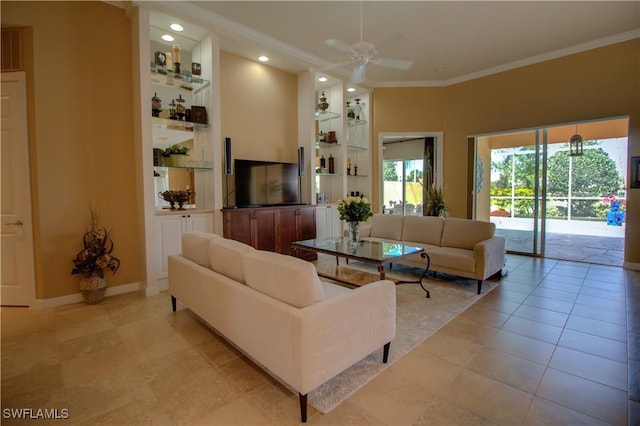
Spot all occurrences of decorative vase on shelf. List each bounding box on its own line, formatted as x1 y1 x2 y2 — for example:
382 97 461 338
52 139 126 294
354 98 362 120
317 91 329 111
348 222 360 249
79 274 107 305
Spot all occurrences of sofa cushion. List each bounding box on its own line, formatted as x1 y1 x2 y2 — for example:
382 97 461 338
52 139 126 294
428 247 476 274
208 237 255 284
401 216 445 246
440 218 495 250
370 214 404 240
242 250 324 308
182 232 220 268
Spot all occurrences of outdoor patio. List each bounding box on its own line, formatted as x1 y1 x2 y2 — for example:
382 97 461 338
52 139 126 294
493 218 625 267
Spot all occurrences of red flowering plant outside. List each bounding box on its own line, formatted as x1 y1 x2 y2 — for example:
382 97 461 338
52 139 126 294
71 209 120 279
602 194 626 210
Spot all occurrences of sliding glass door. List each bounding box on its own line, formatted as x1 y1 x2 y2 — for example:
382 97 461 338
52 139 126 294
474 117 628 265
381 137 438 216
382 159 424 215
480 130 543 255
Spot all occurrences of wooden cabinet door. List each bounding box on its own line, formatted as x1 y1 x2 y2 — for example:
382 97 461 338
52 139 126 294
253 208 278 251
297 206 317 241
277 207 298 255
294 206 317 261
223 210 253 246
224 206 315 258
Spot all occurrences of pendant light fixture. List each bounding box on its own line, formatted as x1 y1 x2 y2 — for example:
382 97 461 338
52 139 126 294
569 125 584 157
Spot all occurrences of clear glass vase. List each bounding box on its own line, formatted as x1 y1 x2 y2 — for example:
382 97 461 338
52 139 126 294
348 221 360 249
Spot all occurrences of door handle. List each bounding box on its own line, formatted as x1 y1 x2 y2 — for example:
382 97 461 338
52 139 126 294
5 220 23 226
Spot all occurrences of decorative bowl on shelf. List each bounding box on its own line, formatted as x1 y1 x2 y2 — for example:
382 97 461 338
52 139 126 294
158 190 194 210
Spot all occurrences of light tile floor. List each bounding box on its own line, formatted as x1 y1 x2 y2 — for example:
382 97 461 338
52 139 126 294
1 254 639 425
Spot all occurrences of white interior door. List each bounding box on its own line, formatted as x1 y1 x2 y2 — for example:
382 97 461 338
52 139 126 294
1 72 36 306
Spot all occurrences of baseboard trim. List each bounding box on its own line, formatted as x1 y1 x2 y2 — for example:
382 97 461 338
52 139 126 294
33 282 142 309
623 261 640 271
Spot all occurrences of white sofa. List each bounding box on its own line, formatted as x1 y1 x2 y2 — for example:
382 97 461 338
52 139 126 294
168 232 396 422
359 215 506 294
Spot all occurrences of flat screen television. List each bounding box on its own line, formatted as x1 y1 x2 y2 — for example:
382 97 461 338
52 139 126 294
234 159 299 207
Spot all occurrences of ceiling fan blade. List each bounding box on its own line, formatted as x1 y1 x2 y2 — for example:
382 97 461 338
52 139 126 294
371 57 414 70
313 60 353 72
351 63 366 84
325 39 357 55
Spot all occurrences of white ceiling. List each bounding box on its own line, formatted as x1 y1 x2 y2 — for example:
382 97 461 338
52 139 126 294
143 1 640 88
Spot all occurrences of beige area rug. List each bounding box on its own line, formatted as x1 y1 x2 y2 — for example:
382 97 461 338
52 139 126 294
308 259 498 414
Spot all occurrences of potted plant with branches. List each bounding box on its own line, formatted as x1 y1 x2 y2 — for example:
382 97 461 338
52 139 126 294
71 208 120 304
424 183 447 217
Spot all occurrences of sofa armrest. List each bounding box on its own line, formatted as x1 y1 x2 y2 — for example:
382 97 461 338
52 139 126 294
290 280 396 394
473 236 506 280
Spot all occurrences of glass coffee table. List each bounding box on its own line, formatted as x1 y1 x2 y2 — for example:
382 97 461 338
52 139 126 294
291 238 431 298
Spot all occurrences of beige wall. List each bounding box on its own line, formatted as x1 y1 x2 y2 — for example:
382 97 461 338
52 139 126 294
220 50 298 163
373 39 640 264
371 87 445 212
2 1 140 298
219 51 299 204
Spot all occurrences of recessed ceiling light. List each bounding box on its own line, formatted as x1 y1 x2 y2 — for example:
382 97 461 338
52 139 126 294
161 34 174 42
258 56 269 62
318 76 328 82
170 24 184 32
347 87 356 92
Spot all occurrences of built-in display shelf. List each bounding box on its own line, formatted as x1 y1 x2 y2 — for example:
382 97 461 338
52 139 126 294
315 110 341 121
347 118 367 127
154 164 212 171
150 66 210 93
316 141 341 148
152 116 209 131
347 144 367 151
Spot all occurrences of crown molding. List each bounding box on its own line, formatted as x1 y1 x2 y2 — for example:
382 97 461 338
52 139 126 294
375 29 640 89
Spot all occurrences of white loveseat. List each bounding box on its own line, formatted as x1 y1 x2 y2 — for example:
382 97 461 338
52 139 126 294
168 232 396 422
359 215 506 294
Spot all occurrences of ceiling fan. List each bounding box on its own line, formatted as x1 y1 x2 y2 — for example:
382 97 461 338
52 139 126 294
321 2 413 84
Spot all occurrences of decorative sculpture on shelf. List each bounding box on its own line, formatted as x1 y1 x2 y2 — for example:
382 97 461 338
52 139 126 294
317 91 329 111
172 43 182 75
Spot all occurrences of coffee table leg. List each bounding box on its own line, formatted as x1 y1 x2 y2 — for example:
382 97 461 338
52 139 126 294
396 252 431 298
377 264 386 280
